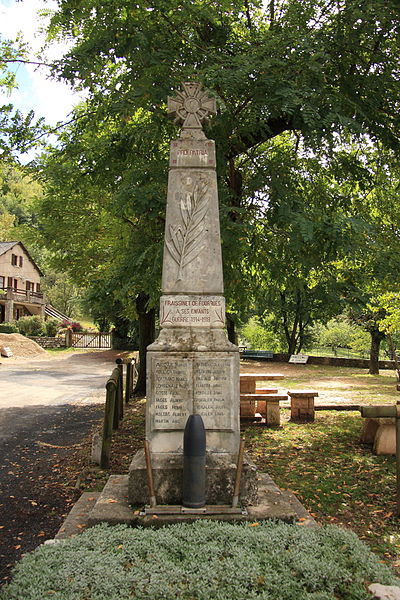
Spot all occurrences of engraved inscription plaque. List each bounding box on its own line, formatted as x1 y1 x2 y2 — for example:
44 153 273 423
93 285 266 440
151 354 235 432
152 357 190 430
193 357 234 431
160 295 225 327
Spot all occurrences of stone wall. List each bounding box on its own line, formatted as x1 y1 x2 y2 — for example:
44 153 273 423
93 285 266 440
28 336 66 349
266 353 396 370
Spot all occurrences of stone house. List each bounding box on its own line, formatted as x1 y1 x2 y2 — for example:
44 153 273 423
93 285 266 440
0 241 45 323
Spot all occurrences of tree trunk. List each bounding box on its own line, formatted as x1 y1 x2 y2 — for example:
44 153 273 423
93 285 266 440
111 316 132 350
368 329 385 375
226 314 238 345
133 293 155 397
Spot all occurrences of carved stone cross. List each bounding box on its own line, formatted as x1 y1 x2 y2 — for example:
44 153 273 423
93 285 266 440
168 82 216 135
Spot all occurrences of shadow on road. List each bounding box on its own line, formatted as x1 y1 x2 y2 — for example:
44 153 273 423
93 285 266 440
0 403 104 585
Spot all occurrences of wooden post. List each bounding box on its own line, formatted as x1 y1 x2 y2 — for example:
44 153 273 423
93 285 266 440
115 359 124 419
125 360 132 404
100 385 116 469
65 328 73 348
114 360 124 420
107 368 121 430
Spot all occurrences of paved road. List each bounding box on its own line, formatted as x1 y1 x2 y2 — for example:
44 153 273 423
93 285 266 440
0 350 123 583
0 350 118 409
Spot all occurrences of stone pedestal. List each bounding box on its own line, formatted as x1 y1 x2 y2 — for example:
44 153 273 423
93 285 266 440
129 450 258 506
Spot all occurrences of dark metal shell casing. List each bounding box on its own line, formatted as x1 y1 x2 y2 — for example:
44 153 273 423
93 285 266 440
182 414 206 508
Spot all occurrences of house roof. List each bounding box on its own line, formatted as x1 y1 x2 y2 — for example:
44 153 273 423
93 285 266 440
0 241 18 256
0 241 44 277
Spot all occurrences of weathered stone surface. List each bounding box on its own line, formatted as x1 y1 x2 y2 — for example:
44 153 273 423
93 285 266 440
129 449 258 506
160 295 225 328
55 492 100 540
369 583 400 600
289 390 318 422
374 423 396 455
360 417 395 445
88 475 134 526
146 351 240 454
90 431 102 465
53 472 318 535
139 82 243 505
161 163 222 296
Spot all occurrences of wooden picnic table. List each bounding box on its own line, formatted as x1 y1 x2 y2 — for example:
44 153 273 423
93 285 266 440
240 373 284 394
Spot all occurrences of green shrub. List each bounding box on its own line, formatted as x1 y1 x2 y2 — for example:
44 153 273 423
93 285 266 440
0 322 18 333
240 317 282 351
16 315 46 337
2 521 398 600
45 318 60 337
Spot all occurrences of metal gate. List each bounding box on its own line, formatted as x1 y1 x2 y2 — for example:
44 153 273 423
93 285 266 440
71 332 111 348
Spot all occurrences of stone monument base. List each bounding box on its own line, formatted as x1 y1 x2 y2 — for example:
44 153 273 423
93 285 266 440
128 450 258 506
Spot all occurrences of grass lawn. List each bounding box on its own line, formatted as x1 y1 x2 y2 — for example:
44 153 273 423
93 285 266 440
64 361 400 574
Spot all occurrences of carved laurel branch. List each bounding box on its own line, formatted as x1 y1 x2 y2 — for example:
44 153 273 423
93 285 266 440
166 177 209 281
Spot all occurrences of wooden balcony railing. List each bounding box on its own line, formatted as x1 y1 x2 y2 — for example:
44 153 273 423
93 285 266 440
0 286 44 304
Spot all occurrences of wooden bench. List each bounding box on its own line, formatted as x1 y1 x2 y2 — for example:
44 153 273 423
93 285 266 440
288 390 318 422
242 350 274 360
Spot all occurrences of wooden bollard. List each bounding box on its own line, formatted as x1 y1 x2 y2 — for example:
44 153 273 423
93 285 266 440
107 367 122 429
115 360 124 419
100 383 116 469
125 361 132 404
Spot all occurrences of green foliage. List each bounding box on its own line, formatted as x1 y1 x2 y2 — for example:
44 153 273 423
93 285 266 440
33 0 400 341
44 318 59 337
0 36 48 160
0 322 18 333
318 316 370 355
375 292 400 335
16 315 45 337
42 272 84 319
2 521 398 600
240 316 283 351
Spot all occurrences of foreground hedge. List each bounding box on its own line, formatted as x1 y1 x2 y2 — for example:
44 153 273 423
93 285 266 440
1 520 399 600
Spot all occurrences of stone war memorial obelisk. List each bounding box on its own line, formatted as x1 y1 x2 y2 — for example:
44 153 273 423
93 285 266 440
129 82 257 508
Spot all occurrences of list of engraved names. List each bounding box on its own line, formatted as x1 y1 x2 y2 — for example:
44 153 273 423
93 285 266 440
193 358 232 430
152 356 233 431
153 358 189 429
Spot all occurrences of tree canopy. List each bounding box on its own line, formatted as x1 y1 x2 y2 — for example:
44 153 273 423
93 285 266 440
24 0 400 368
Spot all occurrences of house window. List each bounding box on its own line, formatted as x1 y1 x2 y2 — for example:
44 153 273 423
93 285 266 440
19 256 23 267
7 277 13 288
26 281 31 291
36 283 41 293
11 254 17 266
0 276 4 289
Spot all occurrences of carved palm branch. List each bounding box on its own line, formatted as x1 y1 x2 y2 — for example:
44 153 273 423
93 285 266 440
166 179 209 281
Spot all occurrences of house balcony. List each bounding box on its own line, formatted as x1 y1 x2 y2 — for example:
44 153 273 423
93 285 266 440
0 286 45 307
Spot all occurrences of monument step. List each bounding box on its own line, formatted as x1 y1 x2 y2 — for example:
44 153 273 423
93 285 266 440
83 472 315 528
54 492 100 540
88 474 135 527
